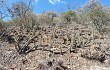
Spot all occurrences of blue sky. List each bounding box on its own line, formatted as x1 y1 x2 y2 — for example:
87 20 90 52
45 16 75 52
6 0 110 14
33 0 110 14
32 0 86 14
2 0 109 21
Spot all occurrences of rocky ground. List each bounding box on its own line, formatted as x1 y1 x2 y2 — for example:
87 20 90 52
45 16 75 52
0 23 110 70
0 42 110 70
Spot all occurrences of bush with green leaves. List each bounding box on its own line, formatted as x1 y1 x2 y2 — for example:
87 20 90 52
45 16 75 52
61 10 77 24
83 0 110 34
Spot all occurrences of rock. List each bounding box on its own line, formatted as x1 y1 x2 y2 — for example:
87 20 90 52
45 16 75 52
0 64 3 69
81 49 106 62
104 59 110 65
28 43 35 48
11 64 17 69
90 65 110 70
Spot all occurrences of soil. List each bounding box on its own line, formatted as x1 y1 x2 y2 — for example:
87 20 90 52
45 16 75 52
0 42 110 70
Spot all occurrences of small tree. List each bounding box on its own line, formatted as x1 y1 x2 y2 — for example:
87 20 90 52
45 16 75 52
0 0 6 29
61 10 77 24
36 11 57 26
8 0 33 29
83 0 110 34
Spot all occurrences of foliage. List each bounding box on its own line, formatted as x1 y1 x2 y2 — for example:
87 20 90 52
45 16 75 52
8 0 33 29
36 11 57 26
61 10 77 23
12 12 38 29
0 18 3 29
0 0 110 55
83 1 110 34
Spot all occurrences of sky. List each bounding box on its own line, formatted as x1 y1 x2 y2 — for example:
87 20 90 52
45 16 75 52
33 0 110 14
6 0 110 14
33 0 87 14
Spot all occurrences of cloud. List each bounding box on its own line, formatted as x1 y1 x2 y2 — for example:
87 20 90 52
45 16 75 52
32 0 38 3
48 0 55 5
35 0 39 3
48 0 65 5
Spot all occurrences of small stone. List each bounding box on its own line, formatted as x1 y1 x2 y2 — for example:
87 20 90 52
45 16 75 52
11 64 16 68
104 59 110 65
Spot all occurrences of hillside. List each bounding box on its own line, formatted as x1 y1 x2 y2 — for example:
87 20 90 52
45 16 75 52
0 0 110 70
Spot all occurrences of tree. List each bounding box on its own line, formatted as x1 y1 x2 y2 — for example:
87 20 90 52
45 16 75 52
36 11 57 26
0 0 8 30
83 0 110 34
61 10 77 23
8 0 33 29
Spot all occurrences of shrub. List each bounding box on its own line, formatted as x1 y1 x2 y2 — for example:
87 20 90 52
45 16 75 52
0 19 3 29
83 0 110 34
61 10 77 24
35 11 57 26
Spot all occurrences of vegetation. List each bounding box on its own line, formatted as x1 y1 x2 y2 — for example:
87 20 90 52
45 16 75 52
85 1 110 34
0 0 110 68
0 0 109 52
61 10 77 23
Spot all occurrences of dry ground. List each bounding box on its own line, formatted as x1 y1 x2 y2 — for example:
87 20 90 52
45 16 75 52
0 23 110 70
